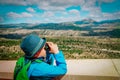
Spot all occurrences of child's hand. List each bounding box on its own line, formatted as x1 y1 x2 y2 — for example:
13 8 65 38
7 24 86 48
47 42 59 54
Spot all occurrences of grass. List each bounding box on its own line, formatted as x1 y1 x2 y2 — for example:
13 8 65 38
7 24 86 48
0 38 21 47
0 52 23 60
0 36 120 60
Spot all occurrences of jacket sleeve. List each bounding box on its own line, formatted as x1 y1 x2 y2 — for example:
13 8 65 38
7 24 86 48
46 52 54 65
28 51 67 77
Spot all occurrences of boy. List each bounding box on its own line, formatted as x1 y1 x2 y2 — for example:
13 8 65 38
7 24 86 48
14 34 67 80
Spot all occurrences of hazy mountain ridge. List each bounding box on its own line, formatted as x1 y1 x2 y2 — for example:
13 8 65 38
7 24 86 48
0 19 120 39
0 19 120 30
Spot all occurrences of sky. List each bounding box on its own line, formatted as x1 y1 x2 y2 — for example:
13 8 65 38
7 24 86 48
0 0 120 24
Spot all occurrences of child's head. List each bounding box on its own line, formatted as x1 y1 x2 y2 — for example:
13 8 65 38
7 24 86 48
20 34 46 59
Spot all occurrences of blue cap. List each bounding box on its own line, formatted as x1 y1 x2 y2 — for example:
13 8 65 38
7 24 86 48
20 34 46 58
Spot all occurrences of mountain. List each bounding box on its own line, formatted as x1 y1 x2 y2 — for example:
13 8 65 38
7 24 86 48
0 19 120 30
0 19 120 39
74 18 97 24
98 19 120 24
0 22 81 30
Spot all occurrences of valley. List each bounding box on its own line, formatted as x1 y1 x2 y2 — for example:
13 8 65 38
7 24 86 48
0 19 120 59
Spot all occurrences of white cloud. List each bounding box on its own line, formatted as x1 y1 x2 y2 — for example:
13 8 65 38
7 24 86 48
7 12 33 18
32 10 81 23
0 0 84 10
68 9 80 15
80 0 103 14
7 12 21 18
42 11 54 17
53 16 81 23
1 0 119 22
80 0 109 21
88 7 102 17
0 0 115 10
97 0 115 7
102 11 120 20
43 0 84 9
80 0 115 15
37 0 85 11
22 12 33 17
0 0 116 13
40 10 81 23
0 0 27 5
98 0 114 3
87 11 120 21
27 7 35 13
0 0 114 5
0 17 4 22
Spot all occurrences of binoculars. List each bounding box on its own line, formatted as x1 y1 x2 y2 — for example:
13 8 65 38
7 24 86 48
44 44 50 50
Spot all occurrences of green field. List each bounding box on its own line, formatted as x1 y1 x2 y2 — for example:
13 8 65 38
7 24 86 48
0 36 120 60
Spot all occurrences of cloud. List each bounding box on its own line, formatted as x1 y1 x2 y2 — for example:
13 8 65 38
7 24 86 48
0 0 116 12
98 0 114 3
43 11 81 23
7 12 20 18
27 7 35 13
80 0 115 13
102 11 120 20
4 0 83 6
40 10 81 22
0 0 84 10
1 0 119 23
88 11 120 21
0 0 27 5
39 0 84 10
0 0 115 10
42 11 54 17
81 0 97 10
0 17 4 22
79 0 116 21
53 15 81 23
68 9 80 15
32 10 81 23
39 5 65 11
7 12 33 18
87 7 102 18
22 12 33 17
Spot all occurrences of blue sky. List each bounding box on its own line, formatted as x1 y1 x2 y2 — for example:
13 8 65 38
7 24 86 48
0 0 120 24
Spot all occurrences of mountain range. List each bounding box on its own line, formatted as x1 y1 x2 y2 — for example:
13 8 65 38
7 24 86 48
0 19 120 38
0 19 120 30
